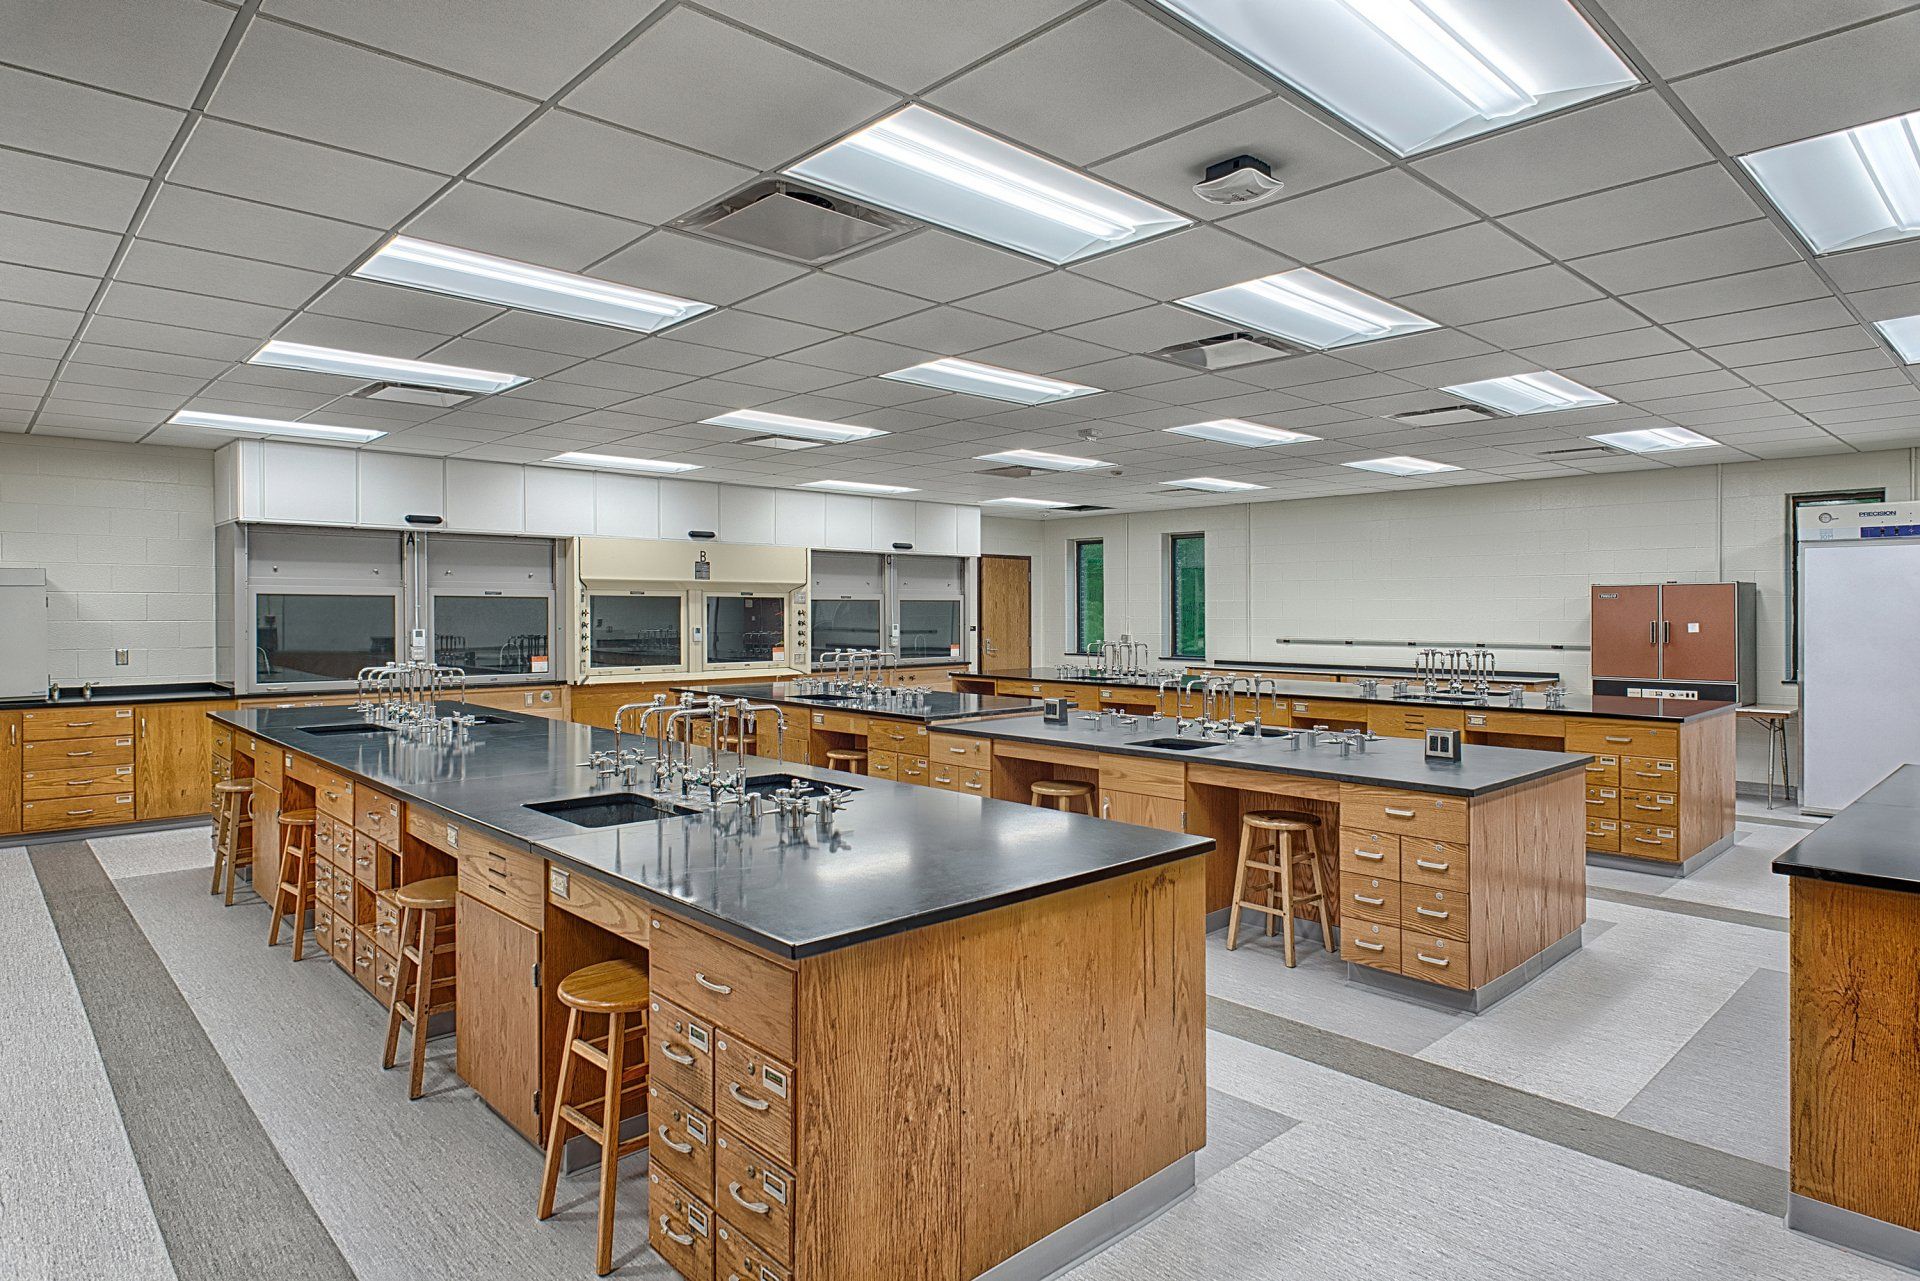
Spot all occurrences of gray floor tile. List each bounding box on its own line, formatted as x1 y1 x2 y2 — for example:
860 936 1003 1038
1205 927 1470 1055
1194 1088 1297 1184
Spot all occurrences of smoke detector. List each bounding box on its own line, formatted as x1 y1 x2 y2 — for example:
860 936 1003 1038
1193 155 1284 206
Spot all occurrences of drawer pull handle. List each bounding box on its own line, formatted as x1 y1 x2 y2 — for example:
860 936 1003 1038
656 1127 693 1155
1634 837 1663 846
1352 939 1385 952
1383 807 1416 819
695 972 732 995
1352 894 1385 907
1415 952 1451 968
661 1043 696 1066
376 974 392 988
659 1217 694 1247
1632 803 1661 812
727 1082 771 1111
964 781 982 791
1604 735 1632 744
948 746 967 754
1585 798 1604 806
1415 906 1450 920
64 721 94 728
65 750 93 758
1353 849 1384 861
727 1182 770 1215
1414 858 1450 872
65 779 94 787
66 808 95 817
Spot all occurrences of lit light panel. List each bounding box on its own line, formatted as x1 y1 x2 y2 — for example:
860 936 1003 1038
1743 110 1920 253
1589 427 1719 453
1165 419 1320 446
1164 477 1268 492
249 341 529 394
1150 0 1638 156
1344 455 1461 475
983 497 1076 508
1177 269 1436 350
545 452 701 473
800 479 919 494
883 358 1102 405
1443 371 1615 415
1876 314 1920 363
702 409 886 444
975 449 1110 472
168 410 385 444
786 104 1189 264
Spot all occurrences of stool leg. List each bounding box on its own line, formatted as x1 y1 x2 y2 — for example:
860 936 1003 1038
290 844 311 962
537 1007 581 1222
383 906 413 1071
1278 833 1298 968
596 1010 627 1277
1263 831 1278 939
408 906 438 1100
209 798 228 896
1306 839 1336 954
266 866 287 948
1226 823 1252 951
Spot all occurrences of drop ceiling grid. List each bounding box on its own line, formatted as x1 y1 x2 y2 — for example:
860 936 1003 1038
0 0 1914 505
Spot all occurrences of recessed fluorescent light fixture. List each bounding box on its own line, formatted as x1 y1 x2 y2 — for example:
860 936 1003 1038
974 449 1110 472
1344 455 1460 476
1177 269 1436 350
883 357 1101 406
1742 110 1920 253
167 410 385 444
1164 477 1268 492
546 452 700 473
1876 314 1920 363
1150 0 1637 156
1443 371 1615 416
701 409 886 444
355 236 711 333
249 341 528 394
1587 427 1718 453
983 497 1075 508
800 479 918 494
1165 419 1319 447
786 104 1190 265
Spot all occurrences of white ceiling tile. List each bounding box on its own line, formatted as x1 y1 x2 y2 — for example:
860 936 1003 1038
0 212 118 278
96 281 290 338
1624 262 1830 324
1569 220 1801 295
1325 223 1544 298
65 342 227 379
1742 349 1894 386
1466 298 1649 348
712 359 856 395
0 65 183 174
116 240 330 310
1056 305 1225 353
545 360 695 397
0 149 147 233
1499 165 1761 261
859 307 1036 354
5 0 232 107
1847 281 1920 324
565 9 898 169
419 338 579 379
1224 170 1474 264
928 2 1265 165
0 299 85 342
738 274 928 330
964 332 1122 374
461 312 640 359
1704 327 1879 368
1598 0 1912 77
404 183 646 270
1073 225 1293 297
959 273 1143 329
0 262 96 312
81 316 258 362
603 338 757 378
475 111 753 226
1402 265 1602 326
1665 298 1857 346
1560 351 1718 388
671 309 839 357
140 185 383 272
826 230 1050 304
268 314 444 359
306 278 502 336
168 118 446 228
1825 241 1920 293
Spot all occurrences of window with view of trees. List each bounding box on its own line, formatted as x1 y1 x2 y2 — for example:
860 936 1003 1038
1169 534 1205 660
1073 540 1104 655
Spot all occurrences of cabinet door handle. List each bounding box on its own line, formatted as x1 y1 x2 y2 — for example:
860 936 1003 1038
1415 952 1451 968
1352 894 1385 907
727 1182 770 1215
1383 807 1415 819
656 1127 693 1155
727 1082 771 1112
658 1217 694 1247
1415 906 1450 919
660 1043 696 1066
694 972 732 995
1100 798 1110 818
1414 858 1450 872
1352 938 1385 952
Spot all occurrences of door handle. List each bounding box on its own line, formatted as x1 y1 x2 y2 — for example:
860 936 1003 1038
1648 621 1656 644
1662 621 1671 643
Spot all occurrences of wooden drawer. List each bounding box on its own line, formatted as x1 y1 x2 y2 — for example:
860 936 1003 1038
649 1170 715 1281
353 831 391 889
23 792 135 830
1371 706 1465 738
651 997 716 1108
1586 816 1620 853
1401 931 1469 990
23 735 133 769
212 723 232 760
373 891 403 958
313 906 336 954
1289 698 1369 725
1339 830 1400 880
1401 885 1468 942
715 1032 794 1165
715 1131 793 1264
868 719 927 750
547 867 649 947
649 1083 715 1198
316 813 353 867
374 949 399 1006
718 1218 791 1281
867 749 898 780
1621 755 1679 790
1620 820 1678 859
326 868 358 925
353 931 380 999
806 708 864 734
931 763 987 795
898 753 930 786
1100 753 1185 800
1400 838 1469 896
929 732 990 768
245 738 285 791
456 848 544 931
1342 874 1400 925
1341 919 1401 972
1584 784 1620 818
1583 754 1619 785
1461 709 1559 738
23 761 134 801
292 758 355 823
22 705 135 741
1566 719 1678 757
1340 785 1468 843
1620 789 1677 825
314 860 335 907
356 785 401 847
651 913 795 1059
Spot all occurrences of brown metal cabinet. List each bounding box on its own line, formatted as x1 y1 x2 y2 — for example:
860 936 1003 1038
0 711 19 835
455 892 543 1140
1657 583 1740 682
1590 584 1662 680
1591 582 1756 701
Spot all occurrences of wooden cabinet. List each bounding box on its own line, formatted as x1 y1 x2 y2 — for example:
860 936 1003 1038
137 700 229 820
1097 788 1183 831
456 892 543 1140
0 711 19 835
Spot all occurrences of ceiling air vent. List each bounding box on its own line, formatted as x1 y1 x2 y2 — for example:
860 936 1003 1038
676 181 913 264
977 464 1040 479
1389 404 1499 427
357 384 475 408
740 434 823 451
1540 444 1625 458
1147 331 1300 371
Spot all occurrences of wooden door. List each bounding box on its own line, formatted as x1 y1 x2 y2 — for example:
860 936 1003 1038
1098 788 1184 832
0 711 20 835
978 555 1031 672
137 700 229 820
1658 583 1737 682
1590 584 1660 680
456 892 543 1139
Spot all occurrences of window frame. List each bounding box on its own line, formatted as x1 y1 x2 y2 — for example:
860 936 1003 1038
1071 539 1105 656
1167 533 1206 661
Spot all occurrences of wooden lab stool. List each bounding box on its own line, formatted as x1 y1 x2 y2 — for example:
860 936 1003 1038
265 809 318 959
1030 778 1094 814
208 779 254 906
825 748 868 775
1226 810 1335 966
537 959 651 1277
383 876 459 1100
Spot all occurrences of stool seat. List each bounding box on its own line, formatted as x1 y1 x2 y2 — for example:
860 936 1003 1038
557 959 650 1014
825 749 866 762
394 875 458 912
1031 779 1092 798
825 749 868 776
1243 810 1315 832
277 808 317 827
214 779 254 796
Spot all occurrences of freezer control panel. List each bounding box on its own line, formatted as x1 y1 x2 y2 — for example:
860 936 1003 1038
1798 501 1920 542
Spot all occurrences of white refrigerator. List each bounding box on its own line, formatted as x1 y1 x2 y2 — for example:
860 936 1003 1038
0 568 47 699
1799 503 1920 814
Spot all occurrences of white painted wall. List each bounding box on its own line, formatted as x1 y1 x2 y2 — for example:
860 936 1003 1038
0 435 216 683
985 448 1920 788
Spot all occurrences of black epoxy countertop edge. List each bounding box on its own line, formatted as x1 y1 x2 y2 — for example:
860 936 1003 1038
953 713 1589 797
1772 765 1920 894
1194 658 1564 682
210 705 1212 958
0 681 235 709
668 682 1041 723
970 669 1735 724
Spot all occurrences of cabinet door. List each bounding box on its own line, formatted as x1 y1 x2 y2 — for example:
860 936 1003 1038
1590 584 1660 679
137 701 225 820
1658 583 1738 682
0 711 20 835
456 892 543 1140
1098 789 1184 832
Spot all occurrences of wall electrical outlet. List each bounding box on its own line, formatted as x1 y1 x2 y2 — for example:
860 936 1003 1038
114 648 130 666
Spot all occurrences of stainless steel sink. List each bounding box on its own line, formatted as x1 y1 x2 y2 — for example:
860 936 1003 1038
525 793 699 828
743 773 860 795
1126 737 1223 752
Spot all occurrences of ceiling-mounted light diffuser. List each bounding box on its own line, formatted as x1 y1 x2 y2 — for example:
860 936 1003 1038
545 452 701 473
786 104 1189 264
1164 477 1268 492
1344 455 1460 475
1588 427 1718 453
1177 269 1436 350
975 449 1110 472
1165 419 1319 446
884 358 1101 405
701 409 886 444
168 410 385 444
249 341 529 394
1443 371 1615 415
800 479 918 494
1149 0 1638 155
1875 314 1920 363
356 236 712 332
1742 110 1920 253
983 497 1075 508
